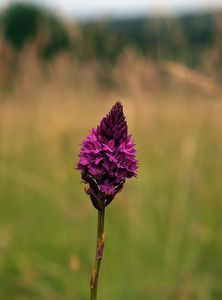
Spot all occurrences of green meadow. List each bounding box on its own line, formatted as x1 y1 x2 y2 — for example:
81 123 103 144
1 66 222 299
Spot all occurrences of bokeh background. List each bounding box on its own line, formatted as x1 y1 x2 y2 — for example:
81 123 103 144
0 1 222 299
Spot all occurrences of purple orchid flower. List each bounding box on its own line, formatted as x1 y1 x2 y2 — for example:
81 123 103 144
77 102 138 210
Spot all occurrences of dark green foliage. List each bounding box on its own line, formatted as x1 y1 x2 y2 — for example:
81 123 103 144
79 13 218 66
0 3 221 66
1 3 70 57
2 3 39 49
41 13 70 58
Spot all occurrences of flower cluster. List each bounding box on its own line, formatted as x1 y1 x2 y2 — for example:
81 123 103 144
77 102 138 210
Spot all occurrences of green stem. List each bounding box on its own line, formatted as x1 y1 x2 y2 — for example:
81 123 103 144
90 208 105 300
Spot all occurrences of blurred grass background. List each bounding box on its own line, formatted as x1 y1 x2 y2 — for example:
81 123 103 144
0 2 222 300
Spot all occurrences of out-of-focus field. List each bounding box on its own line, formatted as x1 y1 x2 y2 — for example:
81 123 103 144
0 51 222 300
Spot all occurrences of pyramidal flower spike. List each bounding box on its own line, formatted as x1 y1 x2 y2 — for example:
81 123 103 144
76 102 138 300
77 102 138 210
